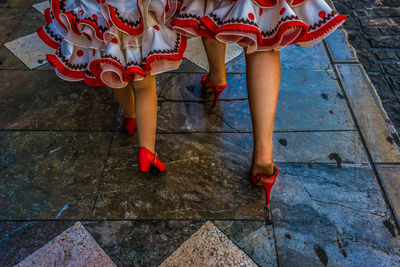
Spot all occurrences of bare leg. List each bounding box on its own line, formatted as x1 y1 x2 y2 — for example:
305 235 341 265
245 50 281 177
202 37 227 89
132 73 157 153
112 83 135 118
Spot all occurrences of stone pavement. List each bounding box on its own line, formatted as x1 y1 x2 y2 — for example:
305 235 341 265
333 0 400 136
1 0 400 266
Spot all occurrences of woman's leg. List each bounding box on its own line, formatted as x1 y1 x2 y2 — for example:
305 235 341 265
245 50 281 176
132 73 157 153
112 83 135 118
202 37 227 89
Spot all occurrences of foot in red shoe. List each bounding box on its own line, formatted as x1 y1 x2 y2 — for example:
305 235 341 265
250 165 280 224
123 117 136 135
137 146 166 172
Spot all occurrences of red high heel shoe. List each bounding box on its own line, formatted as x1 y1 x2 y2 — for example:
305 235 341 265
137 146 166 172
201 73 227 107
250 165 280 224
123 117 136 135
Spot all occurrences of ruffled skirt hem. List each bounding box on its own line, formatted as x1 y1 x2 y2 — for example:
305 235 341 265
171 0 347 53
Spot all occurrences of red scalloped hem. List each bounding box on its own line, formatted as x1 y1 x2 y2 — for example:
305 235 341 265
170 18 200 31
144 35 187 70
77 19 104 40
36 27 61 49
105 3 143 36
201 13 347 48
84 76 105 86
44 7 53 24
89 58 132 82
46 54 86 79
295 14 347 43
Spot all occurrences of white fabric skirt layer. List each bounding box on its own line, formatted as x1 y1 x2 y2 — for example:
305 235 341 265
36 0 187 88
171 0 347 53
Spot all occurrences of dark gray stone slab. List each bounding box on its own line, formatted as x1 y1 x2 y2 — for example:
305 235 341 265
324 29 358 63
159 73 247 101
0 8 26 45
0 131 113 219
0 221 74 266
0 0 33 9
83 220 204 266
213 220 277 266
336 64 400 163
169 58 205 73
92 133 266 219
225 42 331 73
375 164 400 228
4 6 45 43
0 45 27 70
93 131 368 219
0 70 119 130
272 163 400 266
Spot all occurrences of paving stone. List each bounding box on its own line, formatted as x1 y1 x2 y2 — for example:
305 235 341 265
325 28 358 63
0 0 33 9
160 221 257 266
170 58 205 73
0 45 27 69
336 64 400 163
212 220 277 266
183 36 243 71
16 222 116 266
0 131 113 219
272 163 400 266
0 8 26 44
83 220 204 266
32 0 48 14
4 32 54 69
0 221 73 266
92 131 368 219
4 6 45 44
375 164 400 229
0 70 119 130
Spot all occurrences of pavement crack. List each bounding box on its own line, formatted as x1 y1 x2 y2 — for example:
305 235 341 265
290 165 386 217
213 112 240 132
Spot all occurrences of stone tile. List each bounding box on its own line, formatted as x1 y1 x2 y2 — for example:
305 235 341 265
170 58 205 73
375 164 400 227
212 220 277 266
0 45 27 69
15 222 116 266
159 73 247 101
0 0 33 9
0 8 26 44
159 70 355 132
93 131 368 219
4 6 45 44
225 42 331 73
160 221 257 266
32 0 48 14
272 163 400 266
183 36 243 71
83 220 204 266
0 131 112 219
0 221 73 266
324 29 359 63
4 32 53 69
0 70 119 130
336 64 400 163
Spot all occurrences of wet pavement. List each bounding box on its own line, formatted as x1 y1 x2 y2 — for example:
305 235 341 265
1 0 400 266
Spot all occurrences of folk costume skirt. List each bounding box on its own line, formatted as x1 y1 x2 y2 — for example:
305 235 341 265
36 0 187 88
171 0 347 53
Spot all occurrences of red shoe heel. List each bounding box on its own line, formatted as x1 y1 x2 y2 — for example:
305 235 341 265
250 165 280 224
123 117 136 135
201 73 227 107
137 146 166 172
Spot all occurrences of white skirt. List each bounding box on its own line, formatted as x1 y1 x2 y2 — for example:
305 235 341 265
36 0 187 88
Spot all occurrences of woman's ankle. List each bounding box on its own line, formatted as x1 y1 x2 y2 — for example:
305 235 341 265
208 70 226 86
